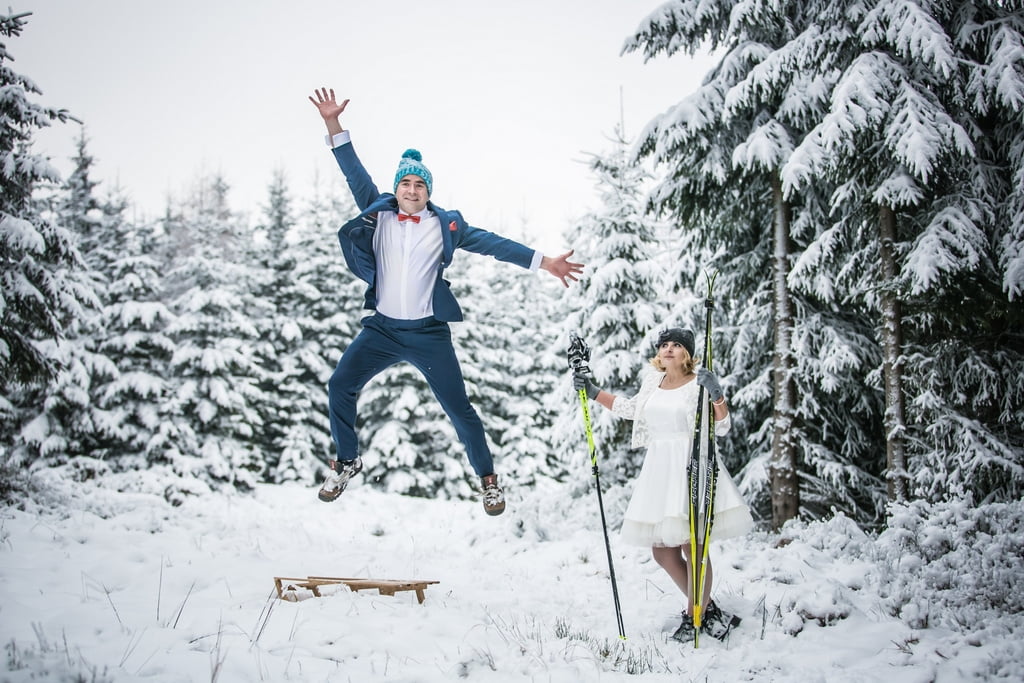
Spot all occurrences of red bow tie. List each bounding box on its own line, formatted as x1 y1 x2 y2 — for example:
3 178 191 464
397 213 421 223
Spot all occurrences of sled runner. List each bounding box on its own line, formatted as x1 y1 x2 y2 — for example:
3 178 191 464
273 576 439 604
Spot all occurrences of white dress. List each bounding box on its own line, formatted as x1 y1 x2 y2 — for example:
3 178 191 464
619 380 753 547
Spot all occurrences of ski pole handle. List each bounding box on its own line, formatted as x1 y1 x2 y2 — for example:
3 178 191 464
568 333 592 374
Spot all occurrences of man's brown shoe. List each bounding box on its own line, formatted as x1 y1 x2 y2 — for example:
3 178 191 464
481 473 505 516
318 457 363 502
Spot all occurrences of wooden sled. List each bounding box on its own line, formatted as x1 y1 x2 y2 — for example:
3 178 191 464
273 576 439 604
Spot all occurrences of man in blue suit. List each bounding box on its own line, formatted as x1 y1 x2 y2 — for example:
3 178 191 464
309 87 583 516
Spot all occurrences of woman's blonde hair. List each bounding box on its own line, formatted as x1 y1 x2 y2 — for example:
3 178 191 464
650 349 699 374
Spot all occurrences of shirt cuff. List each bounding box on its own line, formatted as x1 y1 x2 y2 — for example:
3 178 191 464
529 251 543 272
325 130 352 148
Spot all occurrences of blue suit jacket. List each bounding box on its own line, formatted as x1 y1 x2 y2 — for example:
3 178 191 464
332 139 536 322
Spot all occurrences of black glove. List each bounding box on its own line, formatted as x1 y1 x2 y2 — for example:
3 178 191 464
696 368 724 402
572 372 600 400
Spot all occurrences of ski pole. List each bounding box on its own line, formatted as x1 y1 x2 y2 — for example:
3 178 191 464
568 333 627 641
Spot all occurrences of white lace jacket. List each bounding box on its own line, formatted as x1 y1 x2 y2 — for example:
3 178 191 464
610 370 732 449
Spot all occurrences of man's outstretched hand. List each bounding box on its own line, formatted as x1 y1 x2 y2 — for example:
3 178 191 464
309 87 349 136
541 250 584 288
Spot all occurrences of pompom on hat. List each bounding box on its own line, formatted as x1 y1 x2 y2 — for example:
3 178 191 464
393 148 433 196
655 328 695 358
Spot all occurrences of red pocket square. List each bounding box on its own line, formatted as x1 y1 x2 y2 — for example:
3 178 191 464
449 220 458 231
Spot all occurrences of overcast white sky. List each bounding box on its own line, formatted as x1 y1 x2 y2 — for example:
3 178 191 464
13 0 714 252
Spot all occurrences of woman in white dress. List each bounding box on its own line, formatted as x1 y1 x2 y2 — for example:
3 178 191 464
573 328 753 641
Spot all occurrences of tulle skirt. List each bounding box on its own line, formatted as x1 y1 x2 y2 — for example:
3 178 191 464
619 433 753 547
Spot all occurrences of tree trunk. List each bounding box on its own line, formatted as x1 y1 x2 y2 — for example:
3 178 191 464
770 173 799 529
877 204 909 502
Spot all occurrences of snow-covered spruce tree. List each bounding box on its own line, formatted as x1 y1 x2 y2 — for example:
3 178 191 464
553 125 665 488
157 176 270 493
23 131 125 466
353 335 462 496
277 170 364 484
56 140 180 476
91 205 177 472
60 129 108 269
0 12 98 476
895 2 1024 503
451 220 564 493
625 0 887 527
782 0 1024 505
496 273 566 488
249 168 310 480
250 169 364 484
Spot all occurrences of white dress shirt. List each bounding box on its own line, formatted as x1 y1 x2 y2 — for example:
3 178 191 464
373 209 443 319
326 130 545 319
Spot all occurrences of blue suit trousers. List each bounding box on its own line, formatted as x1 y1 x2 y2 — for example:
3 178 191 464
327 313 494 477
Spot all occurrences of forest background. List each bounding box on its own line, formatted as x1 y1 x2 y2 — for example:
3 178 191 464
3 1 1023 535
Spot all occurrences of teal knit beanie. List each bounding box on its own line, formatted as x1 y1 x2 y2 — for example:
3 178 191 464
393 149 433 196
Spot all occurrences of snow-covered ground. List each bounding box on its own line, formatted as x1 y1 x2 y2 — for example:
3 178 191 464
1 468 1020 682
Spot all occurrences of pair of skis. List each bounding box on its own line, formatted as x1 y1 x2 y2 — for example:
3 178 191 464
688 271 718 648
568 271 720 647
